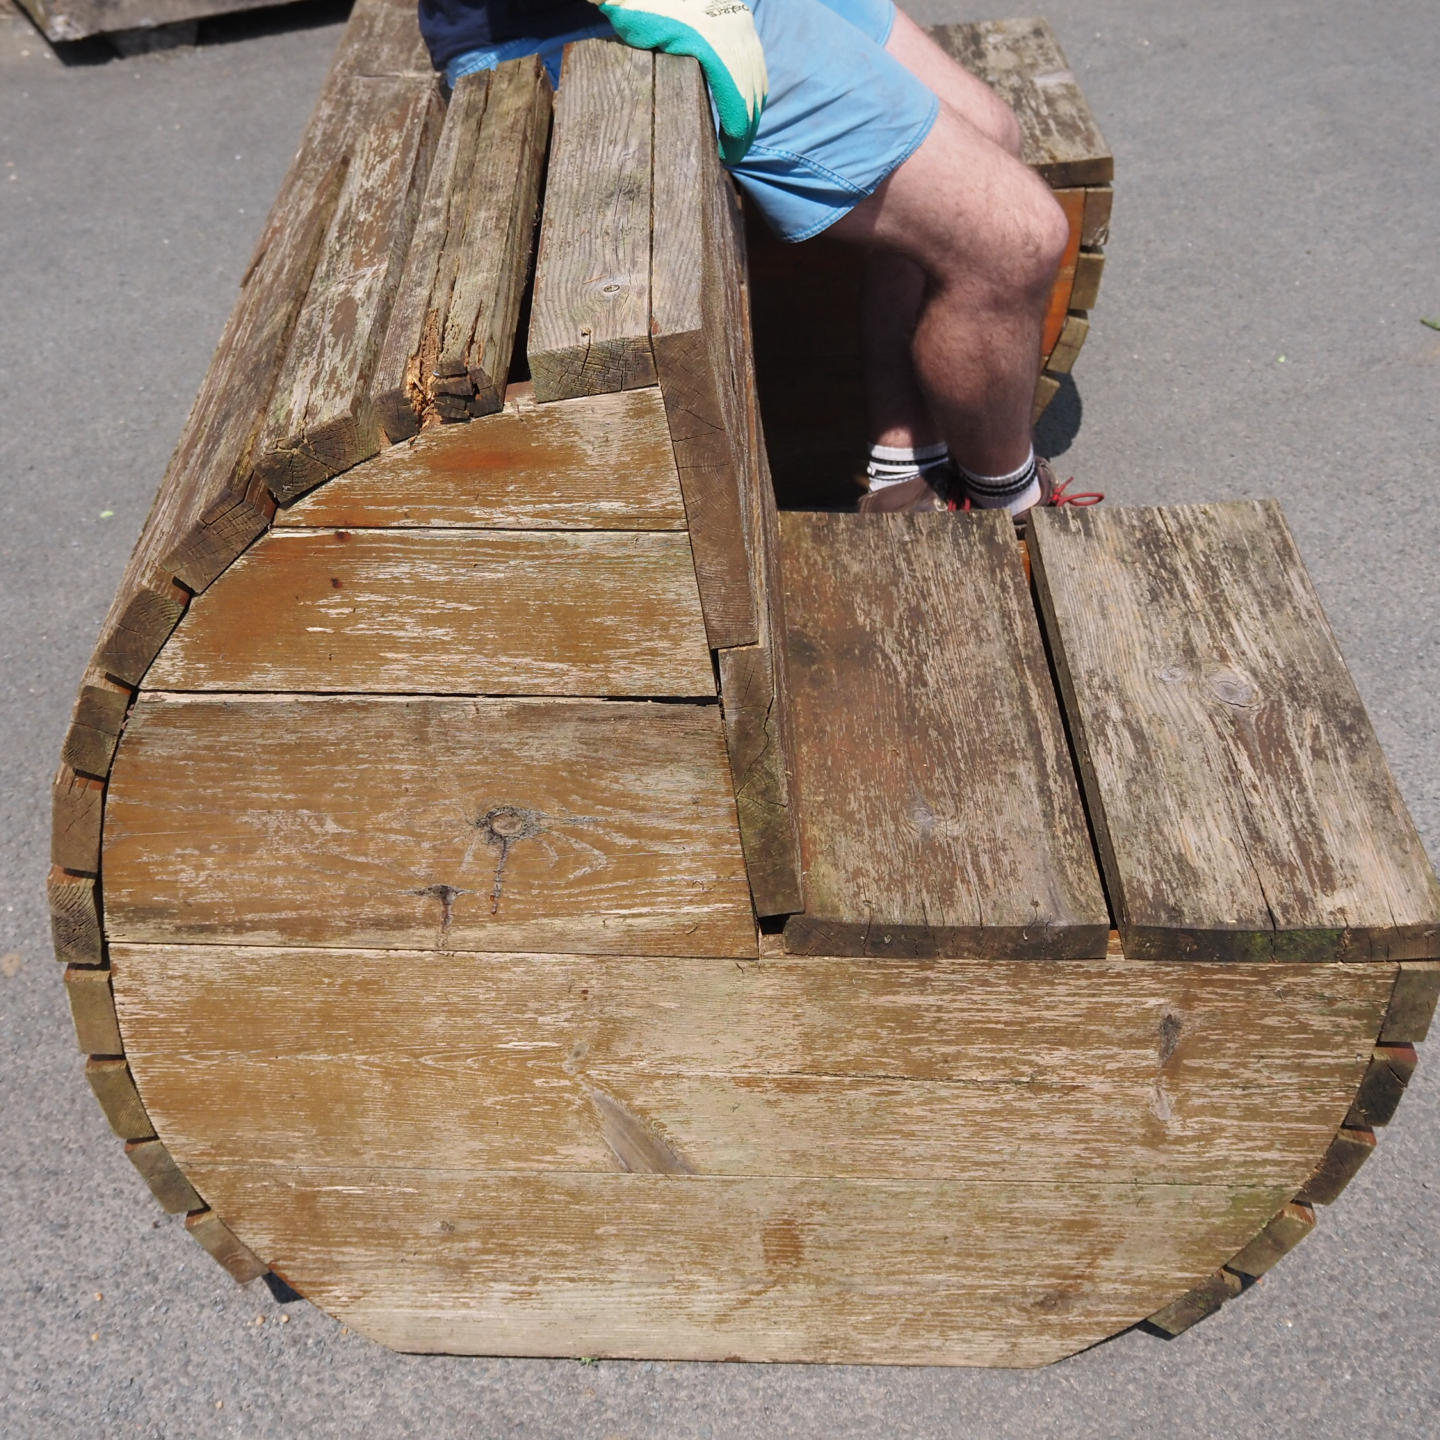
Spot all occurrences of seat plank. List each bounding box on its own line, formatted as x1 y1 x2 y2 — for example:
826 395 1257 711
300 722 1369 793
103 695 755 958
145 528 715 698
1031 502 1440 962
780 512 1110 958
528 41 657 401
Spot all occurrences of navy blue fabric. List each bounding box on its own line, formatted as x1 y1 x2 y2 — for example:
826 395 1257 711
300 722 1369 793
418 0 596 75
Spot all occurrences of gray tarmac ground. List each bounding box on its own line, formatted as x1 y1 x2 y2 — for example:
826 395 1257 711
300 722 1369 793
2 0 1438 1434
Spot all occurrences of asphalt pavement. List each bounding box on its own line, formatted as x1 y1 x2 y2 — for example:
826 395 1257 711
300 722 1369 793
2 0 1437 1434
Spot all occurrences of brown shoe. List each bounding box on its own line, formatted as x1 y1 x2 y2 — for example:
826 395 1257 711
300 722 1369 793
1013 457 1104 532
856 469 954 514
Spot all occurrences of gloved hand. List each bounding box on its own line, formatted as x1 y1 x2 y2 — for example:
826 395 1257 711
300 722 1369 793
593 0 767 163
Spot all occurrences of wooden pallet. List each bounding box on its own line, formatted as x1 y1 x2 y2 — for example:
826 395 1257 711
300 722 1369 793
51 0 1440 1366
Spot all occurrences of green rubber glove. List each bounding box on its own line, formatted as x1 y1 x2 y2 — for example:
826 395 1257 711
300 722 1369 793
593 0 768 163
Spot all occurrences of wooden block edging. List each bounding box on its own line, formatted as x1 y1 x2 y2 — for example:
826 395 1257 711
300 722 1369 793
126 1139 204 1215
1226 1202 1315 1279
186 1210 268 1285
1381 961 1440 1043
1145 1268 1243 1337
1296 1127 1376 1206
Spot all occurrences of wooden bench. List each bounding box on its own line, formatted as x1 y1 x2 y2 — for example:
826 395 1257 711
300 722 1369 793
51 0 1440 1367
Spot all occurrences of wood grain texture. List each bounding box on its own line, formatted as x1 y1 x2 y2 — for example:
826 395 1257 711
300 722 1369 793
1032 371 1061 424
1145 1268 1242 1337
275 387 686 531
1381 961 1440 1043
113 948 1390 1188
93 582 188 687
1226 1201 1315 1279
1295 1126 1375 1206
145 528 715 698
373 59 552 438
1047 312 1089 375
932 18 1113 187
65 966 123 1056
528 41 657 401
780 511 1109 958
1030 502 1440 962
1081 184 1113 245
48 868 103 966
60 684 130 779
1344 1044 1417 1129
51 769 104 875
125 1139 204 1215
12 0 286 43
253 75 444 501
85 1058 154 1140
103 695 755 958
1071 248 1105 310
154 1167 1291 1364
185 1210 267 1284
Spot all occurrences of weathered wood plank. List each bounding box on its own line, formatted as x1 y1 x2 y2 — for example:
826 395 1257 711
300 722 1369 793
1295 1126 1376 1206
1047 312 1089 375
253 73 444 502
1145 1268 1242 1337
1380 961 1440 1043
51 769 104 875
93 582 188 687
145 529 715 698
125 1139 205 1215
932 19 1113 187
374 60 552 438
113 946 1389 1187
48 868 103 967
1070 248 1105 311
1226 1201 1315 1279
65 966 123 1056
11 0 283 43
276 387 686 531
103 695 755 958
1032 371 1061 423
529 41 657 401
1030 502 1440 962
1042 187 1084 357
780 512 1109 958
185 1210 267 1285
1344 1044 1417 1129
85 1058 154 1140
164 1165 1289 1364
60 684 130 779
1081 184 1113 246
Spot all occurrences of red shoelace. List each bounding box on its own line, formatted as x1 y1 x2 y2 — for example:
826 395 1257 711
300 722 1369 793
946 474 1105 513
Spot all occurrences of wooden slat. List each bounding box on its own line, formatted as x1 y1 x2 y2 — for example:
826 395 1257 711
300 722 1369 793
780 511 1109 958
103 695 755 959
165 1166 1288 1365
373 60 552 438
48 868 103 967
1047 312 1089 375
275 387 686 531
65 966 123 1056
253 75 445 502
85 1058 154 1140
651 54 760 650
185 1210 267 1285
1380 961 1440 1043
113 946 1390 1186
1344 1044 1417 1129
145 529 715 698
1295 1126 1376 1206
1145 1268 1242 1337
1071 248 1105 310
1081 185 1113 246
932 19 1113 187
1226 1201 1315 1279
14 0 279 42
1030 502 1440 962
60 684 130 778
51 769 104 875
528 41 657 401
1032 371 1061 423
125 1139 205 1215
93 583 188 687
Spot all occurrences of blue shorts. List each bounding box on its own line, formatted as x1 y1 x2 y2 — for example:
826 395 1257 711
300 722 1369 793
445 0 940 243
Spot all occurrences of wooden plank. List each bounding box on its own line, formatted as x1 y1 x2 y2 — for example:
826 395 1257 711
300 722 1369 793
65 966 123 1056
13 0 280 43
1344 1044 1417 1129
1380 961 1440 1043
1030 502 1440 962
1047 312 1090 376
1081 185 1113 246
253 75 444 502
275 387 686 531
780 511 1109 958
651 54 759 650
1226 1201 1315 1279
1295 1127 1376 1206
1071 248 1105 311
931 19 1113 187
93 582 187 687
1032 371 1061 423
185 1210 267 1285
1042 188 1084 357
51 769 104 875
85 1058 154 1141
113 946 1390 1187
103 695 755 959
125 1139 204 1215
164 1165 1289 1365
48 868 103 967
1145 1268 1242 1337
60 684 130 778
374 60 553 439
145 529 715 698
528 41 657 402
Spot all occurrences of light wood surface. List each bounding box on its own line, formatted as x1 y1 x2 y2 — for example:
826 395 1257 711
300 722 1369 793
1031 502 1440 961
780 511 1109 958
103 695 755 958
529 41 657 400
278 387 687 531
145 528 715 698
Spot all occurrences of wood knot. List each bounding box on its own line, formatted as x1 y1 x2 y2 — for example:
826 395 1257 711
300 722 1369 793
1204 664 1258 708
